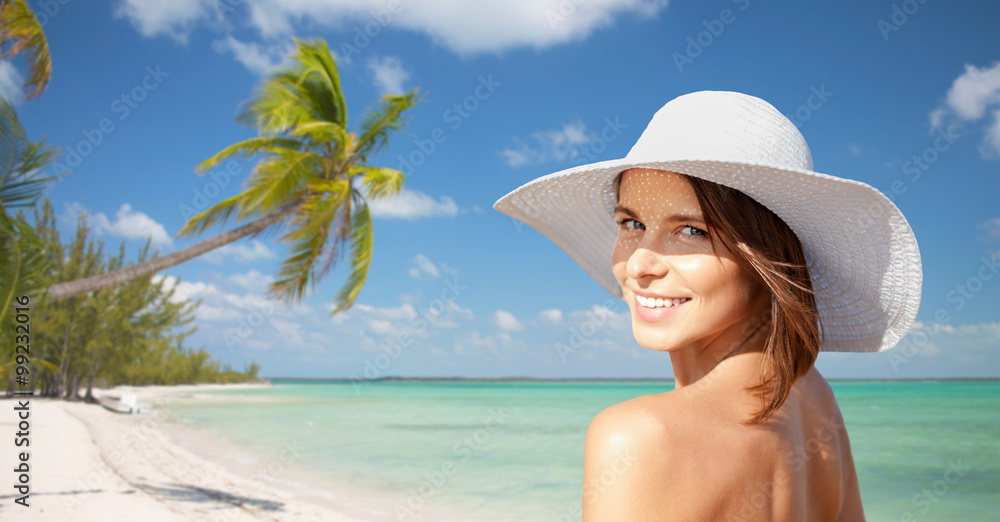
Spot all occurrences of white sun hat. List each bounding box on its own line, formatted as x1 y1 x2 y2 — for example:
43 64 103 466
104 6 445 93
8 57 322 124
493 90 922 353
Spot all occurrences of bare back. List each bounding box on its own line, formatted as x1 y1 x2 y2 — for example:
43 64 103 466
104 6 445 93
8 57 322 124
584 366 866 521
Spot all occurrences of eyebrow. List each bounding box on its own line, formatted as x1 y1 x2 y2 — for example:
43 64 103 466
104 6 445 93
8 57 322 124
614 204 705 224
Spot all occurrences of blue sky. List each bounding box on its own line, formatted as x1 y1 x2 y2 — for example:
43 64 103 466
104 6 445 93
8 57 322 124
11 0 999 379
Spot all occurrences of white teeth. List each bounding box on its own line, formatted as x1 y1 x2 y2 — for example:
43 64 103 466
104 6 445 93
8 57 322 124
637 296 690 309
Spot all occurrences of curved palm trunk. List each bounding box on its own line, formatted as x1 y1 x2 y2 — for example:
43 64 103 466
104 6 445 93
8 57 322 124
47 203 301 301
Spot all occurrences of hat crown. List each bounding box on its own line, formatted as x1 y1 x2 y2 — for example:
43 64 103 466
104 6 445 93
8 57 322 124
626 91 814 171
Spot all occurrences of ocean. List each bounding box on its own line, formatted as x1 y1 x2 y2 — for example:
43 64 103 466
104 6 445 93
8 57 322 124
161 380 1000 521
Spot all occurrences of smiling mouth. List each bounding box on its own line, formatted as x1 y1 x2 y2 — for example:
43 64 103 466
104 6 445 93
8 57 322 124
636 296 692 309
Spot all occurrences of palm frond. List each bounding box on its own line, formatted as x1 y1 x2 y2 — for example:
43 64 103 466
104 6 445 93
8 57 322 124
0 96 60 210
291 37 347 126
0 0 51 100
353 165 405 200
176 192 244 238
194 137 307 174
238 149 323 216
356 88 422 159
330 198 373 315
269 213 335 302
269 177 353 301
290 121 348 150
235 76 314 135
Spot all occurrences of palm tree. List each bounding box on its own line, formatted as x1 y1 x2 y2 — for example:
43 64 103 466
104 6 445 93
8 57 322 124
0 0 52 100
47 37 421 314
0 0 57 380
0 96 61 377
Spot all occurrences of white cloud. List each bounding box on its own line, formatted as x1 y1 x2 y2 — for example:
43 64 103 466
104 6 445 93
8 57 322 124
368 189 458 219
113 0 217 43
352 302 419 321
500 120 592 167
64 202 173 246
229 269 275 292
211 36 293 75
901 320 1000 362
366 319 396 336
847 143 862 156
195 305 241 322
116 0 668 56
154 275 221 303
270 317 304 345
943 63 1000 120
930 62 1000 157
986 110 1000 156
537 309 563 322
434 301 474 328
367 55 409 95
453 330 497 355
203 240 276 265
567 304 630 331
979 217 1000 243
494 310 524 331
0 61 24 102
979 217 1000 256
408 254 440 280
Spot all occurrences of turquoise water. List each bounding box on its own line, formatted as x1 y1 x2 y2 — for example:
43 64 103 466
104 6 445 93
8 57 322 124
166 381 1000 521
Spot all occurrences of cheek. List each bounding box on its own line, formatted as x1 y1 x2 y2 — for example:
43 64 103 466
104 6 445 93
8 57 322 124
611 239 632 279
683 257 751 301
716 266 762 311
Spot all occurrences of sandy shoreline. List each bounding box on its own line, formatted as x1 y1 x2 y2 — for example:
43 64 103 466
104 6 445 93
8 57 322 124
0 383 399 521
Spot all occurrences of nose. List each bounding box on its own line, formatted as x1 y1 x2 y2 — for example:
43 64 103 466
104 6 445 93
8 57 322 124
626 246 669 282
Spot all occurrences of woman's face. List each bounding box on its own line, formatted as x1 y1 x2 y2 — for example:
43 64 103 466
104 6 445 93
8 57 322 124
611 168 768 354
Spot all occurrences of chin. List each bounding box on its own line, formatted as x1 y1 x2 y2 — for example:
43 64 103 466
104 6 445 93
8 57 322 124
631 323 678 353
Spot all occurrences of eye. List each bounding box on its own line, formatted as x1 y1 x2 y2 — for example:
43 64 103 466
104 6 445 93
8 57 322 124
615 218 645 230
680 225 707 237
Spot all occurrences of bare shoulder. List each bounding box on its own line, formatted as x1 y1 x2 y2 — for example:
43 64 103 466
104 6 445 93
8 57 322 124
797 367 867 522
582 370 867 521
582 394 680 520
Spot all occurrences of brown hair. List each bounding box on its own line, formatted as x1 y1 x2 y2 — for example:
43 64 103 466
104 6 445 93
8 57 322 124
614 170 822 426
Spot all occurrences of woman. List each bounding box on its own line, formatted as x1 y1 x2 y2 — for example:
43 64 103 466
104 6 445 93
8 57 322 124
493 91 922 520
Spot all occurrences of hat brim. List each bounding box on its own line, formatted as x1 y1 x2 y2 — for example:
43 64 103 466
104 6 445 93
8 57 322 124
493 157 922 354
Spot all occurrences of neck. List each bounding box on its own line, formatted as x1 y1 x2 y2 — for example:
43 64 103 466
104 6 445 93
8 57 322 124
669 320 768 389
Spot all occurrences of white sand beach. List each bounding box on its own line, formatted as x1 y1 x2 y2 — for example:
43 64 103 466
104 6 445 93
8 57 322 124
0 384 393 521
